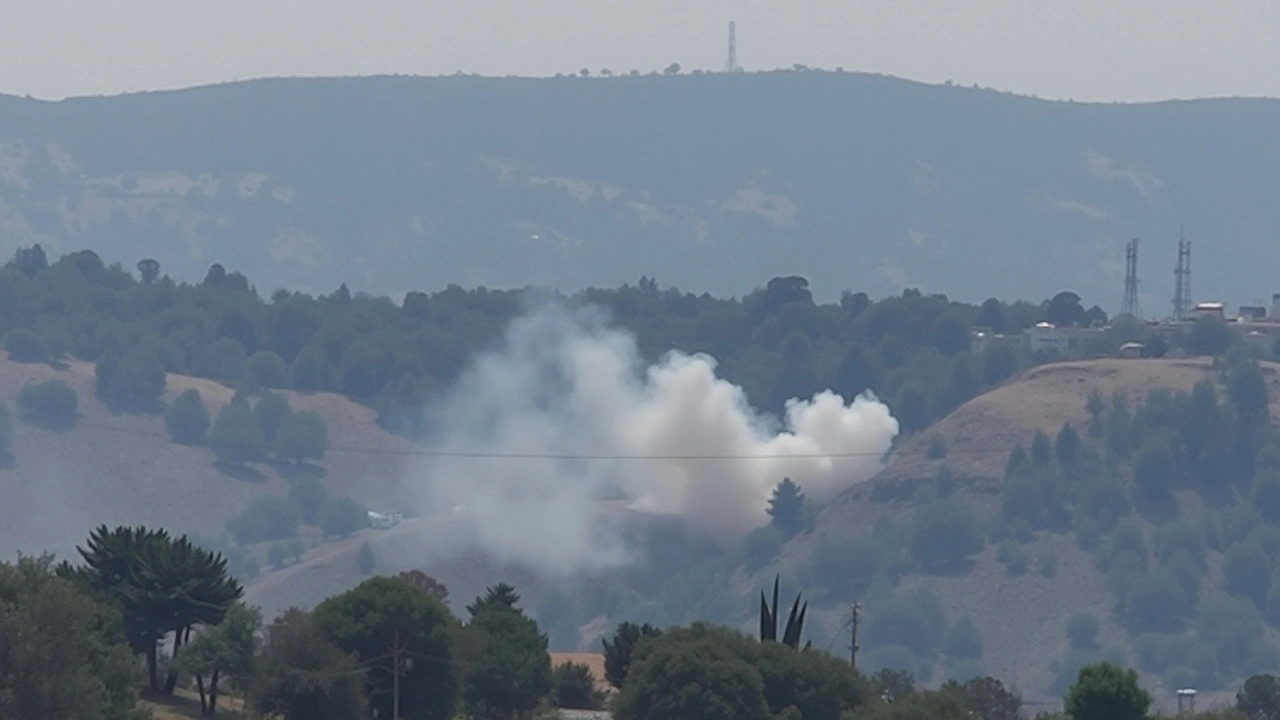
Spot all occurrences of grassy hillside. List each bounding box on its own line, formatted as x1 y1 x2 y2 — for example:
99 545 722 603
3 74 1279 305
0 355 418 562
759 357 1280 706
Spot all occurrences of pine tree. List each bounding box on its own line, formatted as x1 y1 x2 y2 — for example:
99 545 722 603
767 478 807 538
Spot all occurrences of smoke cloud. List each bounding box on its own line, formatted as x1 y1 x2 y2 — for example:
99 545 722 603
413 303 899 576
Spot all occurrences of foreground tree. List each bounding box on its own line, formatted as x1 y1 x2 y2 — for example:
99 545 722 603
603 621 664 689
457 584 553 720
616 623 866 720
177 602 262 716
252 608 367 720
0 555 139 720
1238 674 1280 720
396 569 450 602
940 676 1021 720
1064 662 1150 720
553 661 606 710
64 525 244 693
616 636 770 720
314 576 457 720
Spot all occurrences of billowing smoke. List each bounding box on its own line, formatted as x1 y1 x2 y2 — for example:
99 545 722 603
414 303 899 576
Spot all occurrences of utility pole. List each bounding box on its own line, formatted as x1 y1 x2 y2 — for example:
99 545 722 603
391 628 404 720
850 602 861 669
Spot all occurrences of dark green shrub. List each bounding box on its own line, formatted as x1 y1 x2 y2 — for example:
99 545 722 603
1124 569 1192 634
1065 613 1099 650
226 495 301 545
248 350 290 389
941 616 983 660
288 476 329 526
3 328 48 362
17 379 78 429
164 388 210 444
209 398 265 465
320 496 368 538
908 501 983 571
807 534 885 597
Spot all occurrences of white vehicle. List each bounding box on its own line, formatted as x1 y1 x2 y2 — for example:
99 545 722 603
367 510 401 529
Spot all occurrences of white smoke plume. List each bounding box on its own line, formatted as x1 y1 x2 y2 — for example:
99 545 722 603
414 303 899 576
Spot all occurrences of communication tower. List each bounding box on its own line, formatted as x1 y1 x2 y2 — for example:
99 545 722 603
726 22 738 73
1122 237 1142 319
1172 228 1192 320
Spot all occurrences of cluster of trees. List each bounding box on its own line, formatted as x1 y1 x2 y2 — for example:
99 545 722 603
202 392 330 467
0 554 143 719
21 520 1280 720
789 354 1280 692
239 577 596 720
223 479 366 546
9 523 604 720
1001 357 1280 692
0 245 1121 445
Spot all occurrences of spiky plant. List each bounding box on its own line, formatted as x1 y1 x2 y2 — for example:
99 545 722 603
758 574 810 650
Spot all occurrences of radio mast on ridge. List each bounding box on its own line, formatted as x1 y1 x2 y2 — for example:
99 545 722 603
726 22 739 73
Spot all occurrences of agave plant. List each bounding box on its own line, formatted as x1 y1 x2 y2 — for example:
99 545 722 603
758 574 810 650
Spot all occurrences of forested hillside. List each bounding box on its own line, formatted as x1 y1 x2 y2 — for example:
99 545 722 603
3 73 1280 305
0 244 1093 435
6 244 1280 708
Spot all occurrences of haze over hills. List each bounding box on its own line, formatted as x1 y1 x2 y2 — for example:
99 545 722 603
3 72 1280 307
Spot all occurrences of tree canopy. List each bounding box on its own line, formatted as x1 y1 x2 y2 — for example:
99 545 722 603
313 576 457 720
61 524 244 694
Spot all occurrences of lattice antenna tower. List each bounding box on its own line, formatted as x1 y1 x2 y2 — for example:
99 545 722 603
1122 237 1142 319
1172 227 1191 320
726 21 738 73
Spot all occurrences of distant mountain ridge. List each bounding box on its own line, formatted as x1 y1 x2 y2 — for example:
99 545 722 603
2 73 1278 307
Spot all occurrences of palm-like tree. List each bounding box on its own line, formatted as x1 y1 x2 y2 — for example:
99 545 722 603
62 525 243 692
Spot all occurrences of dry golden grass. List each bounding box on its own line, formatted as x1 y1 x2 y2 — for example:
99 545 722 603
0 357 418 563
138 687 246 720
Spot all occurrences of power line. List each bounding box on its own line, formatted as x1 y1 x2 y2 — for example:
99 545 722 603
74 419 1018 461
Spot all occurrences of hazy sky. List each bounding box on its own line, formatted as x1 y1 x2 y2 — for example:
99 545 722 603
3 0 1278 102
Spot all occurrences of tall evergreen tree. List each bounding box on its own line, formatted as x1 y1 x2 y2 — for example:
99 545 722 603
767 477 806 538
458 583 553 720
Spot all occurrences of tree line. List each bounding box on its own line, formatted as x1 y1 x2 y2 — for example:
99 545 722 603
12 524 1280 720
1 245 1130 444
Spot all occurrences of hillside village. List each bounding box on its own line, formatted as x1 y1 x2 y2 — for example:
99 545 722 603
989 295 1280 359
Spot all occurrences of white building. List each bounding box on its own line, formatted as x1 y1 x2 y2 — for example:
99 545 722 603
1025 322 1102 354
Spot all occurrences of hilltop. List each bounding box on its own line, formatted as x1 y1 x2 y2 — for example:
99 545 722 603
3 73 1280 304
760 357 1280 706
